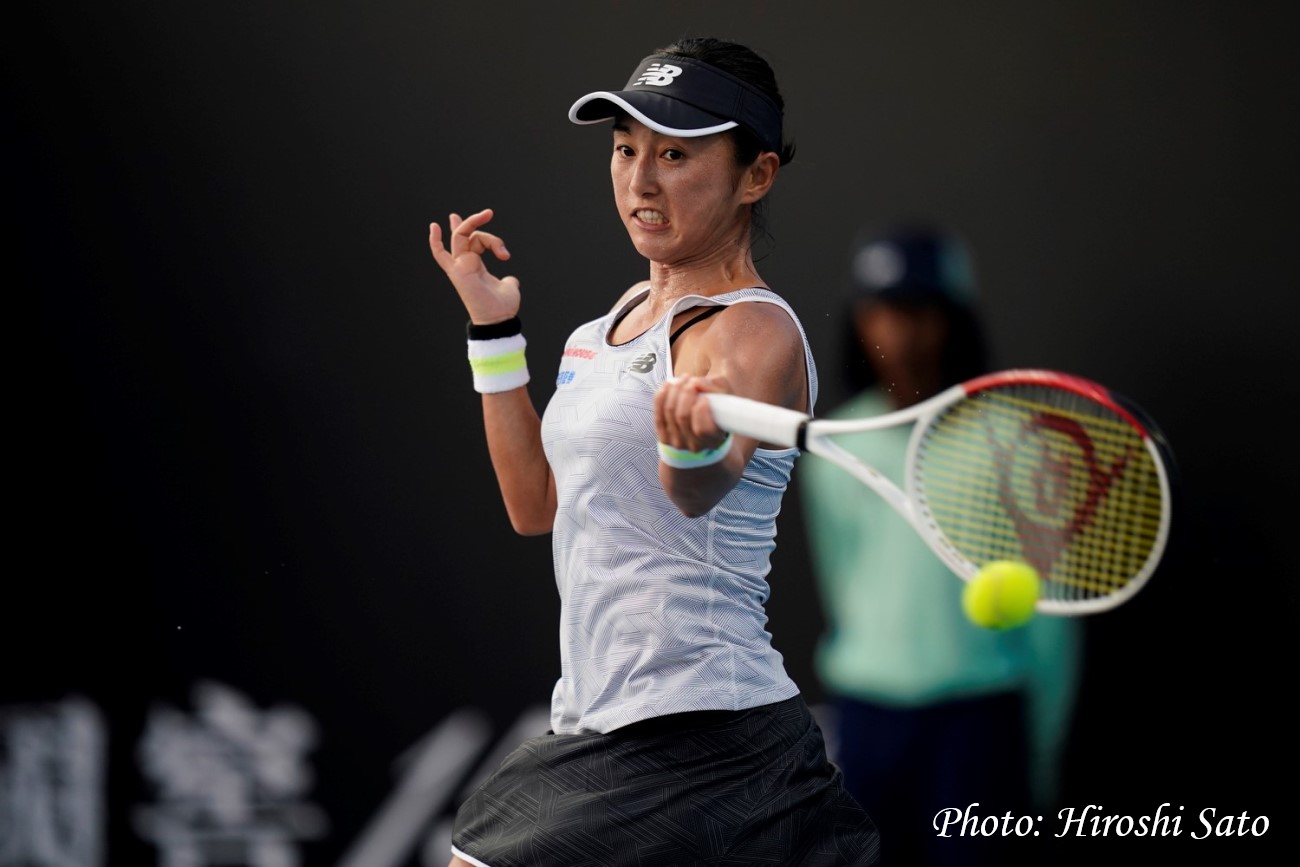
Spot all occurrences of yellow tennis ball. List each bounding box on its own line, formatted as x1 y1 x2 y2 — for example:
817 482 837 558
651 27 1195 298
963 560 1041 629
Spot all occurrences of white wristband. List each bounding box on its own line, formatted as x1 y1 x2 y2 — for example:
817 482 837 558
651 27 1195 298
467 333 530 393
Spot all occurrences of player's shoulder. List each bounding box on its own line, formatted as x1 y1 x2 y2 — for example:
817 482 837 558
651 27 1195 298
710 291 802 341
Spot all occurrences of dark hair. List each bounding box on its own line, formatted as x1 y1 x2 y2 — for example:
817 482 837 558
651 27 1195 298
837 296 990 397
657 36 796 167
657 37 794 256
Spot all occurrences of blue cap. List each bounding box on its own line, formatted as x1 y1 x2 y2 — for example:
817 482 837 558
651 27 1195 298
850 226 977 306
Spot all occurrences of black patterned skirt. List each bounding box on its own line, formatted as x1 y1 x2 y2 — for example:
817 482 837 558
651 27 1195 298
451 695 880 866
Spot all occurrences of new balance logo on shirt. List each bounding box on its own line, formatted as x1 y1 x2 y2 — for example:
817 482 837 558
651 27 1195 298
628 353 657 373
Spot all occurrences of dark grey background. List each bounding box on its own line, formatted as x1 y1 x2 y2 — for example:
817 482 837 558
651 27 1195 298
8 1 1296 863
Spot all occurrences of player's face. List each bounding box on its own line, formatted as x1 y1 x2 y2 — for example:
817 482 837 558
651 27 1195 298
610 118 751 267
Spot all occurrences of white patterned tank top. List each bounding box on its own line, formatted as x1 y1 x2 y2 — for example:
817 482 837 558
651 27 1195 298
539 287 819 734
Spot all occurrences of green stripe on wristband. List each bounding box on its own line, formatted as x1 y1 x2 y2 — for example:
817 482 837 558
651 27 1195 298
468 349 527 376
657 432 734 469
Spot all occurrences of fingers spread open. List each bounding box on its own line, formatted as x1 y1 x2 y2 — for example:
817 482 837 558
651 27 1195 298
445 209 510 260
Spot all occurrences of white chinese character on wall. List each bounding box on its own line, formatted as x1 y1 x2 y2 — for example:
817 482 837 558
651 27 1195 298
133 681 326 867
0 697 105 867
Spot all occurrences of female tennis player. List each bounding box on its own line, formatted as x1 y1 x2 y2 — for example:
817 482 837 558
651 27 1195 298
429 37 880 867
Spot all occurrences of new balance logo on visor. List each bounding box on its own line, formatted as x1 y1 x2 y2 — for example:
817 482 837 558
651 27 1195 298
635 63 682 87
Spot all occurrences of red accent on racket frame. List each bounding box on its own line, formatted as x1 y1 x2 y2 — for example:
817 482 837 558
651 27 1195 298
962 369 1149 438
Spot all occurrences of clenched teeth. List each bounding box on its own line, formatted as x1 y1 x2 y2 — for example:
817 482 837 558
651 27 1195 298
635 210 665 224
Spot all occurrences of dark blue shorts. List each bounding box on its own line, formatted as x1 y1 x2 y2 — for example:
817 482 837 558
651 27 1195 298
452 695 880 866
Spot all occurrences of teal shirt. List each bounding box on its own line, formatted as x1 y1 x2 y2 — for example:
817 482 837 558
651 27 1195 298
800 389 1082 805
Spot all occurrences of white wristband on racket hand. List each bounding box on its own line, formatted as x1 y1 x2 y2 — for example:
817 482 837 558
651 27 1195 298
657 433 734 469
467 318 529 394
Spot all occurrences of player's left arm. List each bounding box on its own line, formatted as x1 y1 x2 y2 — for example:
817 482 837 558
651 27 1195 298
654 302 808 517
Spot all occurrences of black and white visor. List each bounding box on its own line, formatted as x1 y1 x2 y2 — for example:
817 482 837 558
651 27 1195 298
568 54 783 154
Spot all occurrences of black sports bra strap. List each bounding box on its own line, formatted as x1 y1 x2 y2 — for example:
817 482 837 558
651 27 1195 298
669 305 726 345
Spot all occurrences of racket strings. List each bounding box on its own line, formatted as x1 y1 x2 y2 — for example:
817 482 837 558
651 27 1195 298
914 385 1165 604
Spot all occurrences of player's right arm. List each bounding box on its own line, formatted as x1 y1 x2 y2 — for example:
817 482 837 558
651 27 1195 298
429 209 557 535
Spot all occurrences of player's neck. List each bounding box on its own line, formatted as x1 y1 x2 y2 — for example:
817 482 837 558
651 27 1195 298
644 253 763 310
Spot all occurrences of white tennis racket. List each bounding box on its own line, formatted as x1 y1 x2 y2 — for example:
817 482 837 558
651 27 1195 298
708 369 1174 615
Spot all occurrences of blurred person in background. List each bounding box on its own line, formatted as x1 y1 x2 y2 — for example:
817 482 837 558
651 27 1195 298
800 224 1082 866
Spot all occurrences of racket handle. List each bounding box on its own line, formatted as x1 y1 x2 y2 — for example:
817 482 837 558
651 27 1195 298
706 394 809 448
